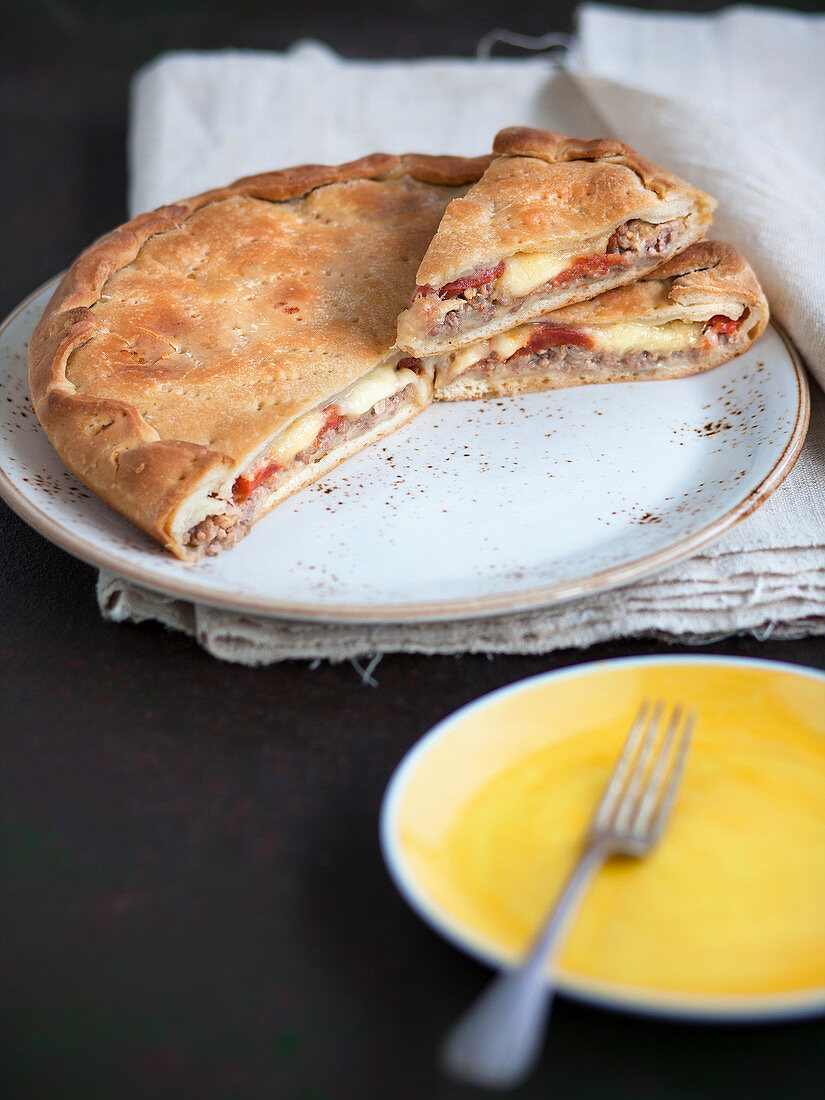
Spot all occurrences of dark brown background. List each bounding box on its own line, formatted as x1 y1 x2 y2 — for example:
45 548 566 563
1 2 824 1096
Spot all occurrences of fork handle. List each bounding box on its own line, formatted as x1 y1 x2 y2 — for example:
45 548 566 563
441 841 610 1090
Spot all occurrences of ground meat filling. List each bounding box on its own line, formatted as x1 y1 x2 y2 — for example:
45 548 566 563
442 278 499 333
452 323 737 383
183 385 416 553
605 218 680 260
424 218 685 339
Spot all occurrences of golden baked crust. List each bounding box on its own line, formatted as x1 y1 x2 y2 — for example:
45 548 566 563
549 240 768 334
397 127 717 355
431 241 769 400
29 153 490 559
492 127 695 196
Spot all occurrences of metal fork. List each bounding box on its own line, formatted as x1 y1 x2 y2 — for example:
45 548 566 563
441 699 695 1090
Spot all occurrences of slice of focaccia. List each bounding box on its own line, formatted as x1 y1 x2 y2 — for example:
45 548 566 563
397 127 717 356
29 152 491 559
426 242 768 400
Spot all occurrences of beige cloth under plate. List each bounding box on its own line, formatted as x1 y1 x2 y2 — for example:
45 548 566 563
99 5 825 665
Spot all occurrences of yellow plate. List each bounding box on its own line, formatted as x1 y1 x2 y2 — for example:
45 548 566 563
380 656 825 1020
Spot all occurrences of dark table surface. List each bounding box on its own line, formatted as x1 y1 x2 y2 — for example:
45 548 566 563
2 2 824 1097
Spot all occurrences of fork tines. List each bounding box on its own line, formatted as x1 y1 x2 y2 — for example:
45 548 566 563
592 699 695 846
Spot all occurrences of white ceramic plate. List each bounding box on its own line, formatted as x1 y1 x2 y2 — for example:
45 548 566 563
380 656 825 1021
0 279 809 622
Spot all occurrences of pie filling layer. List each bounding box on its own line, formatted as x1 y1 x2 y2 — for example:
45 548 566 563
414 218 685 341
433 314 744 388
183 363 424 553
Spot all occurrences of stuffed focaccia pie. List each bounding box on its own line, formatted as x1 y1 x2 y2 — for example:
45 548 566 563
397 127 717 356
28 153 490 559
425 242 769 400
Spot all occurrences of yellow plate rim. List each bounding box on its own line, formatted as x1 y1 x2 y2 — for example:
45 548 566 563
380 655 825 1022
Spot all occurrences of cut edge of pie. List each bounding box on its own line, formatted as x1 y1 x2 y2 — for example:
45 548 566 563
423 241 769 400
396 127 717 356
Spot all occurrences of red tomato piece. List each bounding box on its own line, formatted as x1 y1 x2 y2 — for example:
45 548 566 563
707 315 739 336
518 324 594 356
232 461 281 504
551 252 626 288
438 261 505 301
412 284 435 300
323 407 346 434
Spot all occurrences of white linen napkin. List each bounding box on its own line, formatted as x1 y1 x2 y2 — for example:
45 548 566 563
98 6 825 664
573 3 825 392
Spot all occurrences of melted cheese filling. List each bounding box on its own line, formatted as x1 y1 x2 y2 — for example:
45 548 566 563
336 364 417 417
489 327 538 360
441 319 706 382
446 326 537 376
268 364 419 468
497 253 575 298
268 409 326 467
496 233 612 299
589 319 703 354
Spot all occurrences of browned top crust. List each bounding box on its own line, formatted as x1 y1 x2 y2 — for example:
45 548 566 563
415 127 716 289
492 127 687 198
549 240 769 335
400 153 495 186
29 153 491 557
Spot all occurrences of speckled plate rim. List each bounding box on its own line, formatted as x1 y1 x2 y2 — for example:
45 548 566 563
380 655 825 1022
0 278 811 624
